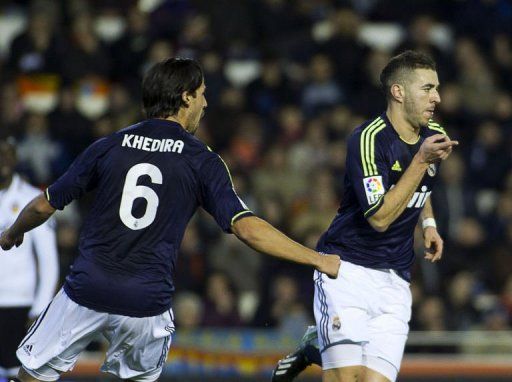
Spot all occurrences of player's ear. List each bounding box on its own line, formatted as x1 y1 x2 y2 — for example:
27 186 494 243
181 91 191 107
390 83 404 103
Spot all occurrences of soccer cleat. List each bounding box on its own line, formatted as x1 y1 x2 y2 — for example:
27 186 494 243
271 326 319 382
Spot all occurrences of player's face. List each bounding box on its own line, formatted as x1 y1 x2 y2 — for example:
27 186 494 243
0 142 16 184
403 69 441 128
187 82 207 135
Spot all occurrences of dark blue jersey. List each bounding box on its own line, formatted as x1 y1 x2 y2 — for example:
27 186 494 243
46 119 253 317
317 114 446 278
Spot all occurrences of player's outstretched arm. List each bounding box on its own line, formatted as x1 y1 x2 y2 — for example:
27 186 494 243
231 216 340 278
0 193 56 251
368 134 458 232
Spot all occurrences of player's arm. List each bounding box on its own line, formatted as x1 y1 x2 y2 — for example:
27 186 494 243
231 216 340 278
420 197 443 262
368 134 457 232
0 193 56 251
199 152 339 278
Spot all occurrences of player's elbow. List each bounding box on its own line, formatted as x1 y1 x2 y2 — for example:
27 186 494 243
32 194 56 218
367 216 389 232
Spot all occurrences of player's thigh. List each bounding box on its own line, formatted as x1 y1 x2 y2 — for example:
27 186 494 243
323 365 363 382
361 366 392 382
365 274 411 382
102 309 175 382
313 262 370 354
16 289 107 381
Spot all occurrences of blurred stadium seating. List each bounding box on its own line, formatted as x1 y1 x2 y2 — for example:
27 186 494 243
1 0 511 380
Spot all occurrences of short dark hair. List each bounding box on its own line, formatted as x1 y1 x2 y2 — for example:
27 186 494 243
380 50 437 99
142 58 204 118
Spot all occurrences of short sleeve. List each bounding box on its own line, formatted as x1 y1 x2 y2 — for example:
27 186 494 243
346 124 389 218
199 153 253 232
46 137 111 210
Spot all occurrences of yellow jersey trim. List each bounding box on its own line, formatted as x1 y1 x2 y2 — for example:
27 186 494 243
360 117 386 177
230 210 253 226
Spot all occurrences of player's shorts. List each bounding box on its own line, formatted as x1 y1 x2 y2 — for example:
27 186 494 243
16 288 174 382
313 260 411 382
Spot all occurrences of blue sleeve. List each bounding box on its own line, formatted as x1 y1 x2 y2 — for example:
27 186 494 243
199 152 253 233
45 138 111 210
346 129 389 218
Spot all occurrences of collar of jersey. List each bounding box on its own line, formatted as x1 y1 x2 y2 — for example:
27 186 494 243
381 113 422 146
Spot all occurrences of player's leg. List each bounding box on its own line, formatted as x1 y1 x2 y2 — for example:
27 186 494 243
101 309 175 381
323 366 362 382
360 366 392 382
314 263 372 382
320 346 364 382
15 289 107 382
0 307 30 379
361 271 411 382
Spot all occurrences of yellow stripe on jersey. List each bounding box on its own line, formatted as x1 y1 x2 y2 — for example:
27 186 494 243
360 117 386 177
364 194 384 217
207 145 234 186
230 210 252 226
360 117 382 176
218 155 234 185
45 188 50 201
428 120 447 135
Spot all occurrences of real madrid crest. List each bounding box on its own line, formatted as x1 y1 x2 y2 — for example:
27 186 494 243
332 316 341 331
427 163 437 177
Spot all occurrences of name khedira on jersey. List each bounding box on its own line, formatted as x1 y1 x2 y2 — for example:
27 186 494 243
122 134 184 153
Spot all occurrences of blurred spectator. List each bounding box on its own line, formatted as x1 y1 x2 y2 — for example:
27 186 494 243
252 274 312 338
454 38 498 116
468 120 511 191
62 13 111 81
175 220 207 294
202 272 242 327
446 271 481 330
174 292 204 331
7 2 62 76
16 112 64 185
0 138 59 380
431 152 476 241
301 53 343 116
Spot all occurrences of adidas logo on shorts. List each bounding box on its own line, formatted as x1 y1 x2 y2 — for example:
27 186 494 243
23 344 33 355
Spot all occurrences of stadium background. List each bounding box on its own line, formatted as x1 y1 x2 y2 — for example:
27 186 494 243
1 0 512 380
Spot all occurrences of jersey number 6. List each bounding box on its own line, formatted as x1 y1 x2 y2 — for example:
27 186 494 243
119 163 162 230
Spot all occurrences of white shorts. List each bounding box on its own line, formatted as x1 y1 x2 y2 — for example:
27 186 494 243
16 289 175 382
313 261 411 382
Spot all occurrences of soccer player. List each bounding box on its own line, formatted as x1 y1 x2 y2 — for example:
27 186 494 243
271 50 458 382
0 138 59 381
0 58 340 382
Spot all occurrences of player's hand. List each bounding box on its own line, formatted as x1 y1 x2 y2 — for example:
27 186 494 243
317 253 341 279
0 230 24 251
423 226 443 262
417 134 458 164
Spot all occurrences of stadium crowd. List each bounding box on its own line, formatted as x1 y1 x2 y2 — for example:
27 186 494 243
1 0 512 340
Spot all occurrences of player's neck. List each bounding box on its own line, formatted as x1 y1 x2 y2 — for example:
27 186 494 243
163 113 192 133
386 108 420 144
